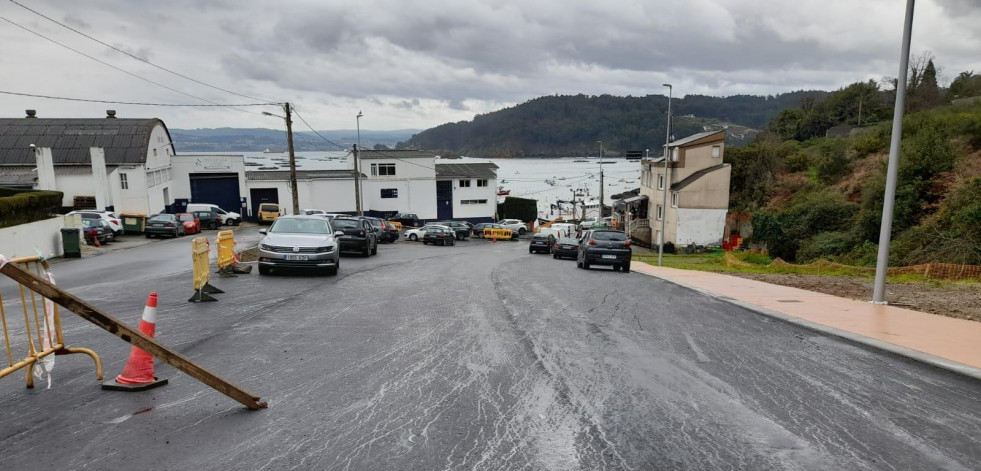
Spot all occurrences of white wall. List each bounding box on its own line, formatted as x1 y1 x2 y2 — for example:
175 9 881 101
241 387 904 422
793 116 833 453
675 208 727 246
304 179 356 213
0 215 78 258
55 172 94 207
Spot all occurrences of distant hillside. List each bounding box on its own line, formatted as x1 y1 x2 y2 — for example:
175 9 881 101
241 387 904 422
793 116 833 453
170 128 421 153
397 92 825 157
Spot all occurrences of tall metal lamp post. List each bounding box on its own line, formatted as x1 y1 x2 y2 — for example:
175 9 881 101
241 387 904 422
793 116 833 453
355 111 364 216
872 0 915 304
597 140 604 221
658 84 672 266
262 102 299 215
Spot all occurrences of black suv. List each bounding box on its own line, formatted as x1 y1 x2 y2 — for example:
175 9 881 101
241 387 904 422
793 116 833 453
330 217 378 256
390 213 421 228
437 221 471 240
577 230 632 272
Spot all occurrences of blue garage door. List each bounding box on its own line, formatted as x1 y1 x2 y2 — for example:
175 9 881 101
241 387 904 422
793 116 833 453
189 173 241 215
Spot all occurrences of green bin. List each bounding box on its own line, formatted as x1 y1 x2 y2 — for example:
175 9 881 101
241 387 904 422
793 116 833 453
120 212 147 235
61 227 81 258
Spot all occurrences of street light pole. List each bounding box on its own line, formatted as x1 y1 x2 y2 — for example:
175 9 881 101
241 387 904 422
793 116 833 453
355 111 364 216
872 0 915 304
597 140 603 221
658 84 672 266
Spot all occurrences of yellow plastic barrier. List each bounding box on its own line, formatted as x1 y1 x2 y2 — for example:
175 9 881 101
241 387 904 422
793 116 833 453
216 230 235 270
389 221 402 232
0 256 102 388
190 237 223 302
483 228 513 241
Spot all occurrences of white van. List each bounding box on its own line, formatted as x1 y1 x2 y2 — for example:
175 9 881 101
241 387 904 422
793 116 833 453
186 203 241 226
550 223 577 239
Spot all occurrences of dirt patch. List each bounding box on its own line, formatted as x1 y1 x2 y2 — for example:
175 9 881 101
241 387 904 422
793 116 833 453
237 247 259 262
835 152 885 203
729 273 981 322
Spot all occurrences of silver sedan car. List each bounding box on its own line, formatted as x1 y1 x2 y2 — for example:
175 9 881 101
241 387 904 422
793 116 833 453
257 215 340 275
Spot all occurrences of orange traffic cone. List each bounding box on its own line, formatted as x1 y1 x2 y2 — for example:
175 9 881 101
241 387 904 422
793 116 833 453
102 293 169 391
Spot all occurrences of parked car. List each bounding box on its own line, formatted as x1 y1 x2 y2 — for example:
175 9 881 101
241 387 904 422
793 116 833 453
68 210 123 236
364 217 398 243
176 212 201 235
257 215 339 276
81 218 110 244
390 212 421 228
192 210 223 230
186 203 240 226
257 203 281 224
145 214 186 238
437 221 471 240
577 229 631 272
404 224 449 242
80 217 116 242
422 227 456 246
578 218 598 230
552 237 580 260
330 217 378 256
528 233 555 254
498 219 527 235
472 222 494 238
299 209 326 216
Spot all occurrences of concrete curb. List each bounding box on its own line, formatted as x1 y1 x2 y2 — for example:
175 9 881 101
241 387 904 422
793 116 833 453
634 268 981 383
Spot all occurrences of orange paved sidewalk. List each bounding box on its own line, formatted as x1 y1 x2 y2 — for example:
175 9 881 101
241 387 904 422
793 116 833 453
633 262 981 376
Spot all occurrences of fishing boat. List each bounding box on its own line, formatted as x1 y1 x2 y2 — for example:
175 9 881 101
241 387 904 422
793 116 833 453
263 148 282 153
497 187 511 196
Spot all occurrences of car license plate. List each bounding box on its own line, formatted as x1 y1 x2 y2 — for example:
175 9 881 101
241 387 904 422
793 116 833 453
285 255 308 261
602 254 617 259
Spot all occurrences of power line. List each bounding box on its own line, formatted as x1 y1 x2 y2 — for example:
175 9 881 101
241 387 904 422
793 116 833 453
7 0 276 104
0 15 269 116
290 108 348 150
0 90 277 107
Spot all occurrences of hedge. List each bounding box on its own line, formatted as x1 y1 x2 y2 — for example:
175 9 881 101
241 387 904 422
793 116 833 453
497 196 537 222
0 187 64 228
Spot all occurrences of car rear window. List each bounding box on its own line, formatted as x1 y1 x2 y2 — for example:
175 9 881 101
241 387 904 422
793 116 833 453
591 231 626 241
331 219 360 230
261 204 279 212
532 234 550 239
149 214 175 222
178 214 194 221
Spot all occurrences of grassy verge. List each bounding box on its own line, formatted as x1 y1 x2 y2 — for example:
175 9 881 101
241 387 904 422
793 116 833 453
632 251 978 285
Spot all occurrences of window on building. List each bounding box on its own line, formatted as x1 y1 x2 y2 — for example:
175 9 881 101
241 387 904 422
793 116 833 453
153 148 158 157
120 173 128 190
370 163 377 176
671 192 678 207
461 199 488 205
381 188 398 198
712 145 721 158
378 163 396 176
657 174 664 190
459 179 471 187
477 179 488 187
656 204 663 220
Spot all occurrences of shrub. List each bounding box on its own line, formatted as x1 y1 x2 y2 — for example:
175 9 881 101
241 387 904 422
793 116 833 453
796 231 857 262
0 187 63 228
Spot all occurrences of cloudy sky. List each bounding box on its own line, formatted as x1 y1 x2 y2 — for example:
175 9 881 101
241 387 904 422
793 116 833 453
0 0 979 132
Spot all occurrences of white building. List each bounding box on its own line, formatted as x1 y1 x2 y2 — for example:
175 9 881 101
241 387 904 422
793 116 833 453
0 111 175 215
360 149 439 219
434 160 499 221
244 169 360 216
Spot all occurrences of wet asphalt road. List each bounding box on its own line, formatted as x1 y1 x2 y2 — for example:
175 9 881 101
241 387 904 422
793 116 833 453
1 230 979 470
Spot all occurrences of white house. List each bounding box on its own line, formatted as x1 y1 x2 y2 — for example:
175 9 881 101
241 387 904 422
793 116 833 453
244 169 360 216
0 110 176 215
359 149 438 219
634 130 731 247
434 160 499 222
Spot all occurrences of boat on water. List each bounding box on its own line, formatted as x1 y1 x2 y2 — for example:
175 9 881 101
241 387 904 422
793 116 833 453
263 148 282 153
257 166 278 170
497 187 511 196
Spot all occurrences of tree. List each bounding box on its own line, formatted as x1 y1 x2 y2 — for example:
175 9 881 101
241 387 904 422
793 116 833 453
911 59 940 111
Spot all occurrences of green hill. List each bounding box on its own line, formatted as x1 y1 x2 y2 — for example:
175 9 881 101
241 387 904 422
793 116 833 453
398 92 825 157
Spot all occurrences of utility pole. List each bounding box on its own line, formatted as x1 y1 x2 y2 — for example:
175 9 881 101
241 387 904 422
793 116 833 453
658 84 672 266
355 111 364 216
597 141 604 220
284 102 299 215
873 0 915 304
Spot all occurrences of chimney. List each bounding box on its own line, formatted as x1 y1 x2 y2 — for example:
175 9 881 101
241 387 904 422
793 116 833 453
26 109 37 118
106 110 117 118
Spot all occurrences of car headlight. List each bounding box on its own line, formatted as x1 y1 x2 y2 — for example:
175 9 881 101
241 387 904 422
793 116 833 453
317 246 335 253
260 244 274 251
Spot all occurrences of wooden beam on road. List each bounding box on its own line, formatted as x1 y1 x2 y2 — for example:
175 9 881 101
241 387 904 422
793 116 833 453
0 261 267 410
